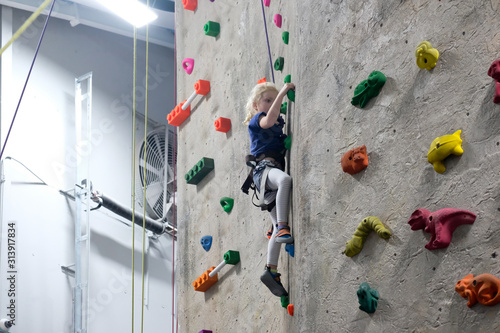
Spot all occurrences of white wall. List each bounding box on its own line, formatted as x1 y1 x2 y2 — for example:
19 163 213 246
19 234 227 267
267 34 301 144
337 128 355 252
0 6 176 333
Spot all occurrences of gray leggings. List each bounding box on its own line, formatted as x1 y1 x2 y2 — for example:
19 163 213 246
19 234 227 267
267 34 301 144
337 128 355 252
264 168 292 266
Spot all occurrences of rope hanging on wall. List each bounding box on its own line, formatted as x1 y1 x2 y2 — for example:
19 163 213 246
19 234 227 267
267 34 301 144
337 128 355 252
0 0 56 161
260 0 275 83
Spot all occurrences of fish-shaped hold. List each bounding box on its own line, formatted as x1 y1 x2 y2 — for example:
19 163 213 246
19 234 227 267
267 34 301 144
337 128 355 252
427 130 463 174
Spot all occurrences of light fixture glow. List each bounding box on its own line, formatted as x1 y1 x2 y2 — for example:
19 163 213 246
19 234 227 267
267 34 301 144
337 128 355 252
97 0 158 28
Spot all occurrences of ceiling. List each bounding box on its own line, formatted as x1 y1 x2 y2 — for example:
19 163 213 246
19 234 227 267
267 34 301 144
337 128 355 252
0 0 175 49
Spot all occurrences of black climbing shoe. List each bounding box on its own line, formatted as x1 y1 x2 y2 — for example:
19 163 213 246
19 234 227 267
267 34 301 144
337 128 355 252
260 267 288 297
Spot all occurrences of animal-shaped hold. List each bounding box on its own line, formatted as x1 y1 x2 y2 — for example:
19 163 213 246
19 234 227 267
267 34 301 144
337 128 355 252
200 235 213 252
357 282 379 314
341 145 368 175
407 208 476 250
487 59 500 104
351 71 386 108
415 41 439 70
343 216 391 257
182 58 194 75
455 273 500 308
427 130 463 173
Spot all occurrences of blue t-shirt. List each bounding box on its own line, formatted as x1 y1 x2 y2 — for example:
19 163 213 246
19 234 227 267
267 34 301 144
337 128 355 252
248 112 286 156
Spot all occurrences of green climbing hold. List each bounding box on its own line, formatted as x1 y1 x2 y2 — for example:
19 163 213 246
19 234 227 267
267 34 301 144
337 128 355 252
284 74 291 83
185 157 214 185
274 57 284 71
280 102 288 114
351 71 386 108
223 250 240 265
204 21 220 37
287 89 295 102
220 197 234 213
281 295 290 308
282 31 289 45
284 134 292 150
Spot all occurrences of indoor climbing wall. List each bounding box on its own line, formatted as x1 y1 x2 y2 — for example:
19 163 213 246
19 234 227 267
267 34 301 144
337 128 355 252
175 1 500 332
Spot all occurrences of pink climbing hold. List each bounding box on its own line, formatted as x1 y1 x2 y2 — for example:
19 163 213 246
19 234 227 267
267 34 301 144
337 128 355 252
183 58 194 75
274 14 282 28
263 0 271 6
407 208 476 250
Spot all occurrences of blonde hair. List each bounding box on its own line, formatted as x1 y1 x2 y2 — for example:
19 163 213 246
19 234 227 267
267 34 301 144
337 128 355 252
242 82 279 125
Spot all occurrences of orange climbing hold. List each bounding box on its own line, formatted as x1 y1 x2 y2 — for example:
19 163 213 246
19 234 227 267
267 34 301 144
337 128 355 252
182 0 197 11
193 267 218 292
257 77 266 84
195 79 211 96
287 304 294 316
214 117 231 133
167 100 191 127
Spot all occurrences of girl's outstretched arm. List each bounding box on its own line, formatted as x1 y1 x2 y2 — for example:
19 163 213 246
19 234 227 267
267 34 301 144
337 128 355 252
260 83 295 129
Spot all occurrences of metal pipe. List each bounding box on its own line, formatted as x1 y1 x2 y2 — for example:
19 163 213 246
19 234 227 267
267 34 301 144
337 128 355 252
92 191 177 238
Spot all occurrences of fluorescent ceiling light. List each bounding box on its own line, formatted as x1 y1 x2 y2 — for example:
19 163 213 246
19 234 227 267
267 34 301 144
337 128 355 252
96 0 158 28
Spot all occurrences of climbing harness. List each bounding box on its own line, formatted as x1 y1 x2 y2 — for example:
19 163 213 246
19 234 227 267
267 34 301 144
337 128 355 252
241 151 285 212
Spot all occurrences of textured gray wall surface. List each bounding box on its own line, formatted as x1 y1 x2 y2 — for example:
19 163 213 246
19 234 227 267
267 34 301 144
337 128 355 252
175 1 500 332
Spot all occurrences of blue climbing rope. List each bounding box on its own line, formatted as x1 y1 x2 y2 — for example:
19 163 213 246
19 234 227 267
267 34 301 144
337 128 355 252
260 0 275 83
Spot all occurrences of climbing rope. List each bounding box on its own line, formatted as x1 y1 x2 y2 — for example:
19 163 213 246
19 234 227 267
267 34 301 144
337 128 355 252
260 0 275 83
0 0 52 57
0 0 56 161
131 27 137 333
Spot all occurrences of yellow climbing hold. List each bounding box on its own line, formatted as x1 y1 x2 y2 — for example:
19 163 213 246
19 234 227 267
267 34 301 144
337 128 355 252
343 216 391 257
415 41 439 70
427 130 463 174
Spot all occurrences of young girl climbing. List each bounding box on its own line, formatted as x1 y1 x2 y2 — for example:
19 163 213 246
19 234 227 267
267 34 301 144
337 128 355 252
243 81 295 297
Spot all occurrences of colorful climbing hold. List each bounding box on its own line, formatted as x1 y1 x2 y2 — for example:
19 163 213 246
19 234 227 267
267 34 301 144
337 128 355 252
200 235 213 252
281 295 289 308
257 77 267 84
284 135 292 150
341 145 369 175
263 0 271 6
282 31 289 45
408 208 476 250
167 100 191 127
182 0 197 11
274 14 282 28
285 243 294 257
487 59 500 104
220 197 234 213
456 273 500 308
280 102 287 114
204 21 220 37
287 89 295 102
214 117 231 133
357 282 379 314
223 250 240 265
274 57 284 71
185 157 214 185
287 304 294 316
182 58 194 75
343 216 391 257
427 130 463 173
284 74 291 83
415 41 439 70
351 71 386 108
